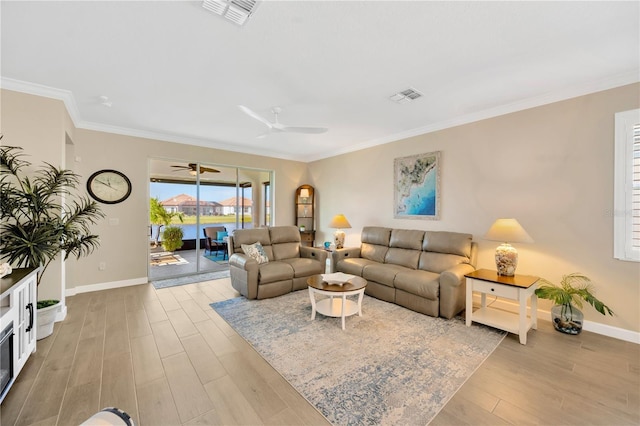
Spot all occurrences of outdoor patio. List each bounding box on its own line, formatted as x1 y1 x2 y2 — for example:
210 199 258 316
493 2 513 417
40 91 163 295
149 247 229 282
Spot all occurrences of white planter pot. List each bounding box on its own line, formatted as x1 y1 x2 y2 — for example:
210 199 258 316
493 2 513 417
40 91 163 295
37 302 60 340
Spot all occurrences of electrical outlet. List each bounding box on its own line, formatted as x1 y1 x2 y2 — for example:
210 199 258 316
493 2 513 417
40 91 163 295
99 262 106 271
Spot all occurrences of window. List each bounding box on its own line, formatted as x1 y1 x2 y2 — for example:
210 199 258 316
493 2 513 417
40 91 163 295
614 109 640 262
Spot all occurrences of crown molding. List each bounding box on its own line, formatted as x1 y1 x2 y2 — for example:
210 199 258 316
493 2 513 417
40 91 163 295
1 77 83 126
77 120 298 161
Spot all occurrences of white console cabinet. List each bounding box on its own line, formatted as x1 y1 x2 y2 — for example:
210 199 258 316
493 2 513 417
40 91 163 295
0 267 38 403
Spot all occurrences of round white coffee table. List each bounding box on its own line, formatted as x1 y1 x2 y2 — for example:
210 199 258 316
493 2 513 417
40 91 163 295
307 274 367 330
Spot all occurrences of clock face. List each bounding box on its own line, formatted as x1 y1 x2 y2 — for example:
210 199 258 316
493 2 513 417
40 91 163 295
87 169 132 204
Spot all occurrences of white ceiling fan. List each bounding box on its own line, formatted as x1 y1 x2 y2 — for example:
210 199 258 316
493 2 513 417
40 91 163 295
238 105 328 138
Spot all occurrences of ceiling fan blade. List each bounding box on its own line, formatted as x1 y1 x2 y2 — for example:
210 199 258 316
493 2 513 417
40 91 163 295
238 105 273 129
199 166 220 173
255 126 281 138
281 125 328 134
171 165 190 170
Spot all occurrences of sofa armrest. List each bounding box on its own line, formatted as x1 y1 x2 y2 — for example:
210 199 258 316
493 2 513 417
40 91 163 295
441 263 475 288
331 247 361 264
300 246 328 265
228 253 259 299
439 263 476 319
229 253 257 270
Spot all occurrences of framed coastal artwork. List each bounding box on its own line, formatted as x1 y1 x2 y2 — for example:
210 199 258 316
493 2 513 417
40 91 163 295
394 151 441 220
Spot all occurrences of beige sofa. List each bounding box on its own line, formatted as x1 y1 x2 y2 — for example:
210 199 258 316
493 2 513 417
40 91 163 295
228 226 328 299
331 226 477 319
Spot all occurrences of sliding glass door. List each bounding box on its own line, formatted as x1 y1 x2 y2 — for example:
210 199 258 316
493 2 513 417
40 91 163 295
148 159 273 281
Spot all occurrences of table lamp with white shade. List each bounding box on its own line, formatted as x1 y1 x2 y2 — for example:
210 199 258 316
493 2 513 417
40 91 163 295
484 218 534 276
329 214 351 249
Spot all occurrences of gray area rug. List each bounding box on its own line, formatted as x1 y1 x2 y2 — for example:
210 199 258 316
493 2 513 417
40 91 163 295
211 290 506 425
151 269 230 289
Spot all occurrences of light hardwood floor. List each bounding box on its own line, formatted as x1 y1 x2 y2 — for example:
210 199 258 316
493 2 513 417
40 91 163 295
1 278 638 425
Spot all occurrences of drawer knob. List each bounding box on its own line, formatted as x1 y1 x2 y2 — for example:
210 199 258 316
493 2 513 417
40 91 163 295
491 288 495 292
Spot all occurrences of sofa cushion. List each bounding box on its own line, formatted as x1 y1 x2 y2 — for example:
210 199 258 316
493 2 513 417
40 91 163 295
232 228 271 251
241 242 269 264
269 226 301 244
390 229 424 250
362 263 408 287
422 231 472 258
384 247 420 269
394 269 440 300
337 258 378 276
258 261 293 284
272 242 300 260
419 252 469 274
361 226 392 245
361 243 388 263
281 257 324 277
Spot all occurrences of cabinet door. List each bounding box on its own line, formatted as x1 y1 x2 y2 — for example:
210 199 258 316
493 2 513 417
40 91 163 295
13 275 36 375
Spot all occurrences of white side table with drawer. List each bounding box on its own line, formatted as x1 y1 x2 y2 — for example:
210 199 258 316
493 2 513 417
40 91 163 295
465 269 539 345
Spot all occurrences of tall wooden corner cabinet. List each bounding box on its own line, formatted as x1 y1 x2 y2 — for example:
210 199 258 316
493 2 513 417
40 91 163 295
295 185 315 247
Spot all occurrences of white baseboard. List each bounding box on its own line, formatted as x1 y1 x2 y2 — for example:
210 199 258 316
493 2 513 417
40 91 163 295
472 294 639 344
582 319 640 344
65 277 148 297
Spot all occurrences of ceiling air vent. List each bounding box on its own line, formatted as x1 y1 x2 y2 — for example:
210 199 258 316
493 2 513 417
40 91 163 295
202 0 259 26
389 88 423 104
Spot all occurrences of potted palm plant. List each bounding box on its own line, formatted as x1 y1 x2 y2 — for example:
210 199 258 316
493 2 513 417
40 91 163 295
0 143 104 339
535 273 613 335
149 197 183 248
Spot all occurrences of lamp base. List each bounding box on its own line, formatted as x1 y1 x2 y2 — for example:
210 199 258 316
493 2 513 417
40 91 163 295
495 243 518 276
334 230 346 249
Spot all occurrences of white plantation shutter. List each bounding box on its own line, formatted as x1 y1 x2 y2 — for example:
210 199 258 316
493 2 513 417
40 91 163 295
632 124 640 250
614 109 640 261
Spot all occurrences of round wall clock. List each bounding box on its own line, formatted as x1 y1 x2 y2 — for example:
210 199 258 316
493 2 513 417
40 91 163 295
86 169 132 204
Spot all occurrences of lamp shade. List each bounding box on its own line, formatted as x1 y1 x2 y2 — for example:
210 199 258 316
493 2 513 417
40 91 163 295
299 188 310 198
484 218 533 244
329 214 352 229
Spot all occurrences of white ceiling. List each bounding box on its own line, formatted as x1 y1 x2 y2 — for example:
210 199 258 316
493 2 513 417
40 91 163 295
2 1 639 162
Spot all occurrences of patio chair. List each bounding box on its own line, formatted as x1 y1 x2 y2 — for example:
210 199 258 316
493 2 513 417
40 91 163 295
203 226 228 259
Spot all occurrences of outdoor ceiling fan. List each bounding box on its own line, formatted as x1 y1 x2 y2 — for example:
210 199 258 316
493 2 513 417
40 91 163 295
171 163 220 174
238 105 328 138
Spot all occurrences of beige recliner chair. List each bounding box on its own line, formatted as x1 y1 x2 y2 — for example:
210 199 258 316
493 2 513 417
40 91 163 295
228 226 328 299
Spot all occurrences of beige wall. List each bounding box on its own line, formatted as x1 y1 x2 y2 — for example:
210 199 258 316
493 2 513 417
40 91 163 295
1 90 68 302
309 83 640 334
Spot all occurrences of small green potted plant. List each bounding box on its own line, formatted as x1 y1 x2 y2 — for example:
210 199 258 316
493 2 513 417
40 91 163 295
0 143 104 339
161 226 184 252
535 273 613 335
